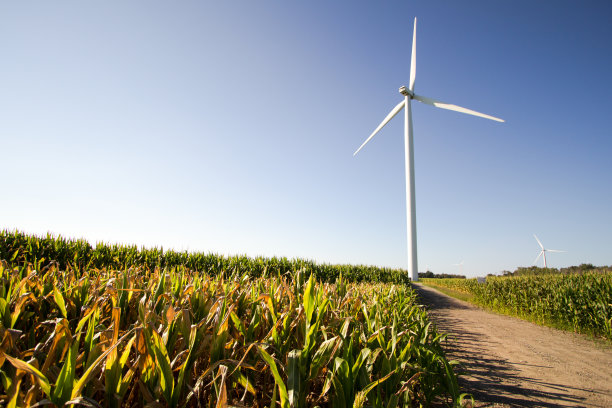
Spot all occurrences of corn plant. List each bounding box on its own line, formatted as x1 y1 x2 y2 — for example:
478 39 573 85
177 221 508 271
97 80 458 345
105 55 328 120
421 273 612 339
0 251 463 406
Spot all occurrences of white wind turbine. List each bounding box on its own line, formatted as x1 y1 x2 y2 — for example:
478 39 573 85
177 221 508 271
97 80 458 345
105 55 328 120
533 234 565 268
454 260 465 275
354 18 504 281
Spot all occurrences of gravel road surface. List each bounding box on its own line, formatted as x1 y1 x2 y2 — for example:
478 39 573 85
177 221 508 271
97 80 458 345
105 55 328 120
412 283 612 407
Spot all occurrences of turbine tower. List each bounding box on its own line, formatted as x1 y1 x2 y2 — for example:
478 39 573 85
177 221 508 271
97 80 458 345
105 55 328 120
354 18 504 282
454 260 465 275
533 234 565 268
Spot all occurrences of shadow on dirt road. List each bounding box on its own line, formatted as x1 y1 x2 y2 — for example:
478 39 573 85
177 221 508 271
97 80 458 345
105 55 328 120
412 283 611 408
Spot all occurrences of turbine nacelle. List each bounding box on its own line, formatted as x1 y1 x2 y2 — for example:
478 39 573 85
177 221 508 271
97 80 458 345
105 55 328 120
399 86 414 98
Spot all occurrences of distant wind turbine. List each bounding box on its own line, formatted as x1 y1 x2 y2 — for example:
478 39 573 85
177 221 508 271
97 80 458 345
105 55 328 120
453 260 465 275
353 17 504 281
533 234 565 268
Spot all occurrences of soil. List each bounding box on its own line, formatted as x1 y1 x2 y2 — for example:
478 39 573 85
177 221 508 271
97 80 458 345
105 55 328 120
412 283 612 408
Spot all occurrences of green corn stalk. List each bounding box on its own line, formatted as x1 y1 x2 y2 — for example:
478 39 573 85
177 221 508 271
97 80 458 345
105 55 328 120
170 323 204 408
287 349 303 408
258 345 289 408
1 327 133 405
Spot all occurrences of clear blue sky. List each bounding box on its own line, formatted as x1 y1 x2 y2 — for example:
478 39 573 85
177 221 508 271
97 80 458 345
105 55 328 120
1 1 611 277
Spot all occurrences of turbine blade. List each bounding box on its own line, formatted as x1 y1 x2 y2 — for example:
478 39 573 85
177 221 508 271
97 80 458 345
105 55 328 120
409 17 417 92
533 234 544 250
533 251 543 265
353 99 406 156
413 94 504 122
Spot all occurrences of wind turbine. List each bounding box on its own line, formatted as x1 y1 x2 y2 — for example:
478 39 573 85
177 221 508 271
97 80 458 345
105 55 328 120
454 260 465 275
353 18 504 281
533 234 565 268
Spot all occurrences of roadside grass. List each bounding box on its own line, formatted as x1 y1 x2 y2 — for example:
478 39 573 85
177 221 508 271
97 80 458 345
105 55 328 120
417 282 474 303
483 303 612 345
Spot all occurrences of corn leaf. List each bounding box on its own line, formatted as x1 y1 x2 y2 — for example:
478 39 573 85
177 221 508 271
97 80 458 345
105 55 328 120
309 336 340 381
257 346 289 408
234 372 256 396
72 328 135 399
11 292 36 328
53 286 68 319
151 329 174 403
2 353 52 399
52 340 78 405
303 274 315 326
287 349 303 408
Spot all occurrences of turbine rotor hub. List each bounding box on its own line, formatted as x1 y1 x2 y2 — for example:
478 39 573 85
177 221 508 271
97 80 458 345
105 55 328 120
399 86 414 98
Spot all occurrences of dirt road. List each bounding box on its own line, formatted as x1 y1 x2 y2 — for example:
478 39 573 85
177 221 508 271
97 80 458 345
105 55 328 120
412 283 612 407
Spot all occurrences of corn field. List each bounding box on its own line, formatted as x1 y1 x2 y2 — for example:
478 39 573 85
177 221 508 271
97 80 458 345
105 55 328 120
0 231 465 407
417 280 479 296
421 273 612 339
0 230 409 286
